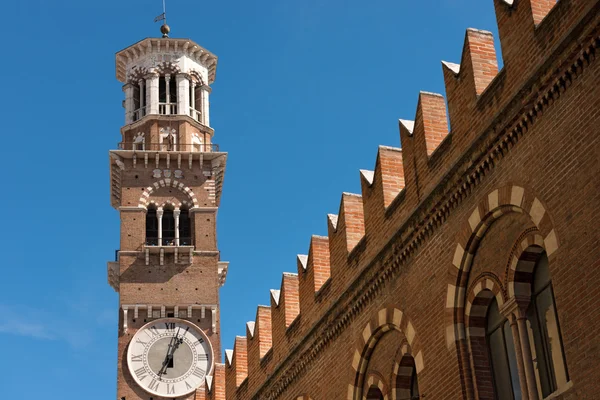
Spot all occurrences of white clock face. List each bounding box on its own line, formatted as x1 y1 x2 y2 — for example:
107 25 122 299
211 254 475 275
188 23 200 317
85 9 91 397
127 318 213 398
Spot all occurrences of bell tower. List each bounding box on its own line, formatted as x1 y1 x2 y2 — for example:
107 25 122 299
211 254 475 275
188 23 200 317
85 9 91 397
107 22 228 400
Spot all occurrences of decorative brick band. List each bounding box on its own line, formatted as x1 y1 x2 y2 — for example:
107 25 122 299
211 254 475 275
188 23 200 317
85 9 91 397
138 179 199 208
349 307 423 400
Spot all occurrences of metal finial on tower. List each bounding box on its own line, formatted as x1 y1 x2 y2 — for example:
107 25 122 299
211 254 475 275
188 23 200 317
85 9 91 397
154 0 170 38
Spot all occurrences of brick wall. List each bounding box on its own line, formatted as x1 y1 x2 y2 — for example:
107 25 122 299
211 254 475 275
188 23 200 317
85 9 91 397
207 1 600 399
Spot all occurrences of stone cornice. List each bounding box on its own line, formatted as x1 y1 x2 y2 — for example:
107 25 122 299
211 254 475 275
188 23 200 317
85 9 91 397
116 37 218 84
250 11 600 400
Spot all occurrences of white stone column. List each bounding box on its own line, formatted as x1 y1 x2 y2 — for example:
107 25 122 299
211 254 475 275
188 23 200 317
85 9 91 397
201 86 210 126
123 83 134 124
190 81 196 120
157 208 164 246
174 209 180 246
165 74 171 114
176 74 190 116
211 306 217 333
147 73 159 115
138 79 145 118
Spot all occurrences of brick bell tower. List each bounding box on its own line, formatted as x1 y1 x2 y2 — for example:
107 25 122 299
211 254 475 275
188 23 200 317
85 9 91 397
107 22 228 400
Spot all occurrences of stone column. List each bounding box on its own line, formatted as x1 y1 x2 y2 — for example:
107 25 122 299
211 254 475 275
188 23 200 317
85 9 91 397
174 209 180 246
517 311 540 400
146 73 159 115
123 83 134 124
190 81 196 120
138 79 145 118
176 74 190 116
165 73 171 114
509 314 529 400
201 86 210 126
157 208 164 246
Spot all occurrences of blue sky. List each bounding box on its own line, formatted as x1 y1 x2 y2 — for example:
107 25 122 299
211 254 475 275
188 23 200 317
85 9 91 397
0 0 502 398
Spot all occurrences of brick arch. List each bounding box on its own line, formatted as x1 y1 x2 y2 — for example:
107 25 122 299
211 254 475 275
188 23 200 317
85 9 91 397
444 184 559 398
349 307 424 400
138 179 198 209
188 69 205 86
154 61 181 76
364 371 389 400
505 229 547 299
445 184 558 345
464 274 506 330
391 344 418 400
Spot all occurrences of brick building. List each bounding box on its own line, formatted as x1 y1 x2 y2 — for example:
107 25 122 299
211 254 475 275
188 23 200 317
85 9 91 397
108 1 599 399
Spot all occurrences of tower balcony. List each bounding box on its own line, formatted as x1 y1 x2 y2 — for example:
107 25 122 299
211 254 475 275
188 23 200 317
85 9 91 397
117 142 219 152
131 104 203 123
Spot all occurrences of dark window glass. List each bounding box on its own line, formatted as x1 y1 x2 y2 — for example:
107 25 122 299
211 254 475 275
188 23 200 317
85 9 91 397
159 77 167 103
410 367 420 399
180 209 191 245
163 209 175 244
486 298 521 400
526 252 569 397
146 208 158 245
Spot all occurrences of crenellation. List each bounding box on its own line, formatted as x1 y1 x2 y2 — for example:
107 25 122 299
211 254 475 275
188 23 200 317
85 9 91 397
269 273 300 369
245 306 272 395
225 336 248 395
410 91 450 196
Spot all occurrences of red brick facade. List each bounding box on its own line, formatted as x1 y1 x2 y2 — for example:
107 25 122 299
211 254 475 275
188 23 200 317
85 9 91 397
198 1 600 399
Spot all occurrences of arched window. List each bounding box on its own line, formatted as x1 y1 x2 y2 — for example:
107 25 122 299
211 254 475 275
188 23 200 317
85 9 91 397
526 252 569 397
159 74 177 115
146 205 158 245
179 206 191 245
395 354 419 400
162 205 175 245
486 298 522 400
366 386 384 400
132 80 146 121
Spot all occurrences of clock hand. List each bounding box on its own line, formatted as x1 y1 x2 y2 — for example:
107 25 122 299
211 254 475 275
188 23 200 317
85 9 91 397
158 331 179 377
158 328 182 377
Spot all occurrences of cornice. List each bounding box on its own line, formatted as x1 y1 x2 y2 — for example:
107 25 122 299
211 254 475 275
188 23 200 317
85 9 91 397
251 12 600 400
116 37 218 84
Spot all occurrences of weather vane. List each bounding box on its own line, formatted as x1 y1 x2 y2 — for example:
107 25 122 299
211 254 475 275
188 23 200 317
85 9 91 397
154 0 170 38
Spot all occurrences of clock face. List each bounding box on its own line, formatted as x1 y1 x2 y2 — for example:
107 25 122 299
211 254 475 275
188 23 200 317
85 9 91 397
127 318 213 398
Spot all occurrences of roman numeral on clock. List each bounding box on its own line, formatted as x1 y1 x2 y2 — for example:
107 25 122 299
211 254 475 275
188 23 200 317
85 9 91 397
148 378 160 391
195 337 205 346
192 367 206 380
146 326 160 337
167 383 176 394
198 354 208 361
135 338 148 346
134 367 148 381
185 380 193 390
131 354 143 362
164 322 176 332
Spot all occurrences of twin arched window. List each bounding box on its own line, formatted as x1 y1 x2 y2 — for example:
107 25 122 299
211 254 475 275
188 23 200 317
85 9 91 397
485 251 568 399
145 205 191 246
